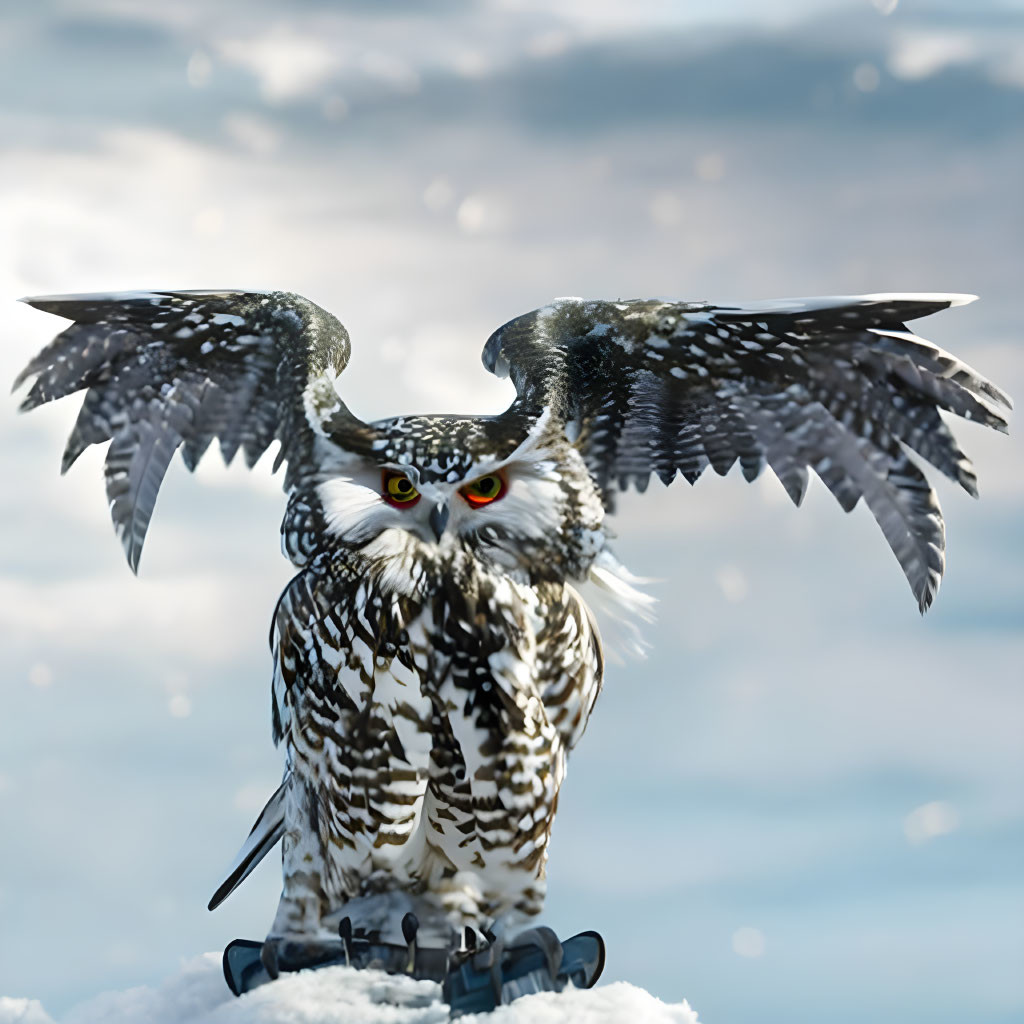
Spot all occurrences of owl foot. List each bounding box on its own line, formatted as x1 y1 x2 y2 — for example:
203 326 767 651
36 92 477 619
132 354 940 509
221 917 450 996
222 935 350 995
442 926 605 1016
222 923 604 1014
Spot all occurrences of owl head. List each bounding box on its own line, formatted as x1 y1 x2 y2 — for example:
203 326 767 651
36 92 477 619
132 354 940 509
315 409 605 583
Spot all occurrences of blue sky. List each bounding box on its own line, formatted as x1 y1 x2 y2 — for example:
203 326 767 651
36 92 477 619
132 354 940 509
0 2 1021 1022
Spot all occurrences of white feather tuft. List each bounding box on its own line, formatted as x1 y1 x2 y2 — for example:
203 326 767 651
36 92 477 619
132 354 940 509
319 476 390 541
574 551 656 663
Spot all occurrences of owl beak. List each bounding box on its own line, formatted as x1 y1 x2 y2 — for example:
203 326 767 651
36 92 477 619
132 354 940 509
429 501 450 541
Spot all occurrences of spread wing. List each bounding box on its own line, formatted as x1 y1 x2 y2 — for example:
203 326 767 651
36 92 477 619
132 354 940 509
482 294 1012 611
15 289 362 571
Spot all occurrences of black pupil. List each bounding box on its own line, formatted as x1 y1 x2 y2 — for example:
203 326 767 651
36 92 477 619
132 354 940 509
478 477 496 495
396 479 411 493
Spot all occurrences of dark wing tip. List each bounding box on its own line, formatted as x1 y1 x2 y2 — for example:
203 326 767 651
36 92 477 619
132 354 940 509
115 522 144 575
918 579 938 615
208 881 232 912
18 291 150 317
17 294 56 310
18 289 272 322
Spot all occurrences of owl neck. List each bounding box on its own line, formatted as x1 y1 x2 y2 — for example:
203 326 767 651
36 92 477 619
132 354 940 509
322 526 571 608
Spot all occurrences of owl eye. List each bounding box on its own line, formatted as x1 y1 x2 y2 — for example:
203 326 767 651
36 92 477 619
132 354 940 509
382 471 420 507
460 472 507 508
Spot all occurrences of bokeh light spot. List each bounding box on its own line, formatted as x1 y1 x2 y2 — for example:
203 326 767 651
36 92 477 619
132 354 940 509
28 662 53 688
732 927 766 958
903 800 960 844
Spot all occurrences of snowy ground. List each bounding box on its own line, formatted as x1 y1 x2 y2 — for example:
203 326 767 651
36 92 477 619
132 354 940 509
0 956 700 1024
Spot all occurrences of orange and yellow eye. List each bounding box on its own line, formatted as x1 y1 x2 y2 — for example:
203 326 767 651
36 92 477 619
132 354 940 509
460 472 507 508
382 471 420 507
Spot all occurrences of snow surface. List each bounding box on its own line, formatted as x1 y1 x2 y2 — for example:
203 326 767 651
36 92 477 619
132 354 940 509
1 955 700 1024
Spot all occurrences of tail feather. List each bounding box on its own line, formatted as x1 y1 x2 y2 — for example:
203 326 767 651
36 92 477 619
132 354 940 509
208 781 286 911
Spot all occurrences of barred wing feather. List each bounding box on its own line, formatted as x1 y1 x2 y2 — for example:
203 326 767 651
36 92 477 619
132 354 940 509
14 290 353 571
482 293 1011 611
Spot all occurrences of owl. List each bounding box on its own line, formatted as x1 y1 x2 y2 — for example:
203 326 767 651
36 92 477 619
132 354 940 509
16 289 1010 1006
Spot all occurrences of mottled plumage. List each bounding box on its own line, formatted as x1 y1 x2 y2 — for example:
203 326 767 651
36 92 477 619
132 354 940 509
15 288 1010 962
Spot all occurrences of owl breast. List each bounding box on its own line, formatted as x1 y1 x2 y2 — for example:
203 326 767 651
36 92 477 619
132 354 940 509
270 547 604 940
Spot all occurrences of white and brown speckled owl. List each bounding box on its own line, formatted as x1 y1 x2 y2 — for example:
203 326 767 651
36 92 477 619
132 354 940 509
15 290 1010 989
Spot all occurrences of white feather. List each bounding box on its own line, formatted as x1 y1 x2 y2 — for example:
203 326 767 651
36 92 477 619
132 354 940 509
573 550 656 663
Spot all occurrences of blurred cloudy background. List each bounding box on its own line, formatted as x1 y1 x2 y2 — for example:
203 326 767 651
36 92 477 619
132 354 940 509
1 0 1022 1021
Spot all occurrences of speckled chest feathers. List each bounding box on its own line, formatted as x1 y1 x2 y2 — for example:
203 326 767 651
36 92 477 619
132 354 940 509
266 409 635 943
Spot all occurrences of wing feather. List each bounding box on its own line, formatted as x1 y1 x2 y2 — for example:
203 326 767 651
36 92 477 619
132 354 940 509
16 289 358 570
482 293 1010 610
208 781 287 911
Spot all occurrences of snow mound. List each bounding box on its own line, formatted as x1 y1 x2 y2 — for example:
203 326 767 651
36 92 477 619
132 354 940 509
2 955 701 1024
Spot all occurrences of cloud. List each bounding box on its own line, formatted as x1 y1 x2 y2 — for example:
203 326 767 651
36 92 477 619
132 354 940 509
43 11 175 58
887 31 982 81
217 25 344 104
6 2 1024 152
0 572 266 661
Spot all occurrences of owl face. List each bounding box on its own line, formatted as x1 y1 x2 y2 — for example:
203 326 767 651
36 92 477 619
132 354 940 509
317 411 605 582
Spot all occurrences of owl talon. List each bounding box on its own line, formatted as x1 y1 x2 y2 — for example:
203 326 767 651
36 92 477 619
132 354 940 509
401 912 419 972
339 916 354 967
443 927 605 1016
260 940 280 980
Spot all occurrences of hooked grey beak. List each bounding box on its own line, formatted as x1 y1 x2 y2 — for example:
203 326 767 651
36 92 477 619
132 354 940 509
429 502 450 541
